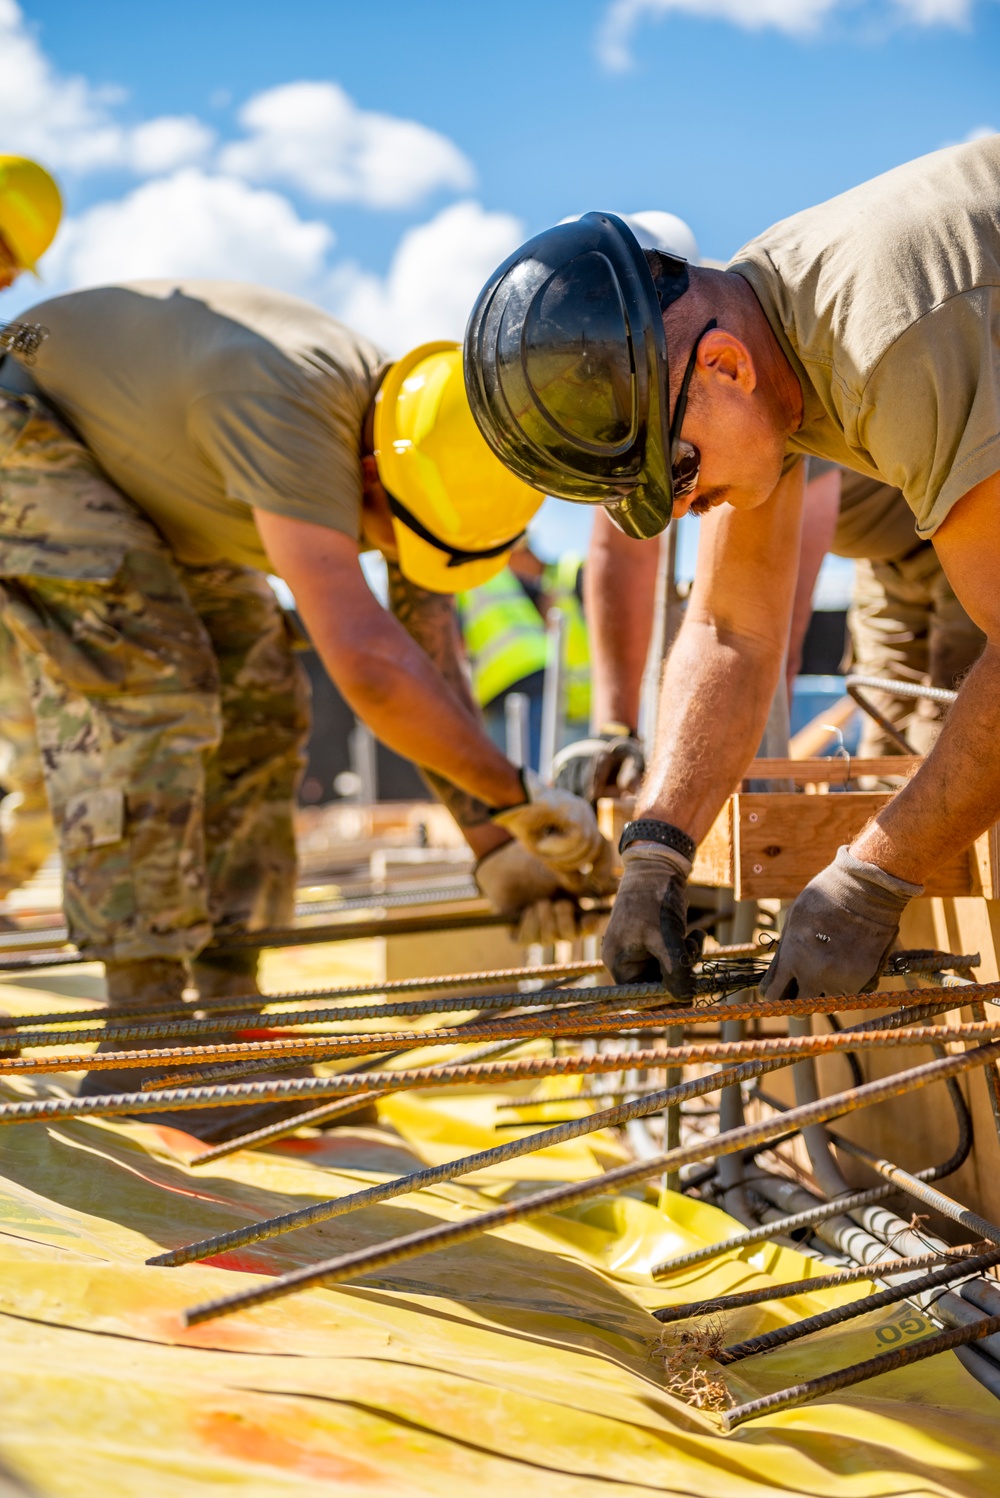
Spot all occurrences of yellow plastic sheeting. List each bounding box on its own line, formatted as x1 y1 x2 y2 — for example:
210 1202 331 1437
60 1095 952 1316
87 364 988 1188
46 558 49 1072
1 1097 999 1496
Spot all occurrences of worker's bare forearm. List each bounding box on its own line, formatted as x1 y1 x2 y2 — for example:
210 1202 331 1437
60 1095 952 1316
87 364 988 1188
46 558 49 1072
635 618 782 840
585 509 659 731
632 464 804 843
257 512 522 817
385 562 508 853
853 643 1000 882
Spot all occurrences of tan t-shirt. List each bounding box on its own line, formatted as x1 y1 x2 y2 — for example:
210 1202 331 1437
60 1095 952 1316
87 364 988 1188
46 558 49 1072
729 135 1000 538
0 281 389 569
810 459 921 561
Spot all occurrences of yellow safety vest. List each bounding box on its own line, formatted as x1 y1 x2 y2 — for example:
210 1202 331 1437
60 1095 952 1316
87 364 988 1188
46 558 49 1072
543 554 591 724
458 569 548 707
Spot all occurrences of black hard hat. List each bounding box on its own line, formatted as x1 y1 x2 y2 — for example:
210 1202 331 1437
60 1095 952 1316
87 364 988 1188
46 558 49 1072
464 212 690 540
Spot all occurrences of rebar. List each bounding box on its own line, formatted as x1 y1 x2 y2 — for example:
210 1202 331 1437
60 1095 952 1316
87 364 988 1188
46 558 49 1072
651 1182 916 1276
179 1036 1000 1325
139 985 676 1091
0 960 607 1032
829 1131 1000 1247
661 1006 973 1277
0 986 624 1053
188 1036 533 1163
153 1062 772 1267
720 1312 1000 1431
14 1015 1000 1080
716 1245 1000 1365
845 673 957 757
652 1244 993 1322
0 1043 786 1126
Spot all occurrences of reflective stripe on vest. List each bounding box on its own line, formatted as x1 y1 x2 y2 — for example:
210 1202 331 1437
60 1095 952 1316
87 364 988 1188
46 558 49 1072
543 554 591 723
458 569 548 707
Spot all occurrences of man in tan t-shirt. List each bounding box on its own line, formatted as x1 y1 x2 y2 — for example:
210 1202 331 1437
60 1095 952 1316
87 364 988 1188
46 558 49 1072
788 462 985 758
0 281 612 1135
465 133 1000 1003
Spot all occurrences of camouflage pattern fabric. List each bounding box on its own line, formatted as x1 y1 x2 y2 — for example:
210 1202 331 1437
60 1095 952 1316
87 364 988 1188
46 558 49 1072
849 545 985 757
0 391 309 960
0 616 55 897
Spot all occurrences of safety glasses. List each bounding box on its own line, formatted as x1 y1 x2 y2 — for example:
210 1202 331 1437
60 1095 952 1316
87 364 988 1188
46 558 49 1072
667 318 717 503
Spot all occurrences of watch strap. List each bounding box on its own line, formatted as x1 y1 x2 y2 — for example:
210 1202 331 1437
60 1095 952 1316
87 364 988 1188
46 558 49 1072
619 818 696 862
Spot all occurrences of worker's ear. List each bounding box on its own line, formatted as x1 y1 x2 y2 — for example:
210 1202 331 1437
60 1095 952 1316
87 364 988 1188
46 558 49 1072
360 455 398 557
697 328 757 395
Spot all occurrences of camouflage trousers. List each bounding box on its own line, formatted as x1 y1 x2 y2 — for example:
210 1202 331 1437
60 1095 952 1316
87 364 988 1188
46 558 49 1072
0 391 310 961
0 616 56 897
849 546 985 758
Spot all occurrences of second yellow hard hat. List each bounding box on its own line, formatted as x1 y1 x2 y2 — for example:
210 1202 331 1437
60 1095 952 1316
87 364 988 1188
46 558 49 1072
0 156 62 272
374 342 544 594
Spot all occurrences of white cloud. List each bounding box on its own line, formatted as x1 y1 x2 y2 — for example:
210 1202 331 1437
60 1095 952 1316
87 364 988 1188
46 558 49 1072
45 168 334 290
963 123 999 140
0 1 218 175
330 199 524 354
219 81 475 209
125 116 215 175
596 0 973 70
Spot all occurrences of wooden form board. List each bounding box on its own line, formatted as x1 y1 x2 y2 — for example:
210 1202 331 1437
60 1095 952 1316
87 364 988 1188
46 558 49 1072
598 774 1000 900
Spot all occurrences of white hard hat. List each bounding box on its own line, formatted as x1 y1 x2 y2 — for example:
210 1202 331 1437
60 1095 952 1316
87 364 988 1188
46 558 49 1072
558 209 699 265
617 211 700 264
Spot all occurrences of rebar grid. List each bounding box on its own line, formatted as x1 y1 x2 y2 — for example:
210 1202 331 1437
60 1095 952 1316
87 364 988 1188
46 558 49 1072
178 1037 1000 1325
12 1014 1000 1080
652 1243 993 1322
716 1246 1000 1365
182 994 960 1165
720 1312 1000 1431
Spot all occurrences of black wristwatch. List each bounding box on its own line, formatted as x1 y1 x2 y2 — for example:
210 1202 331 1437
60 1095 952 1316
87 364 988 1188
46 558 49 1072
618 819 696 862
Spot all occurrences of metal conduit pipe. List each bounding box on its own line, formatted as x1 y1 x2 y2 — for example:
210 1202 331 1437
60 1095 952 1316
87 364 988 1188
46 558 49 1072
787 1013 855 1199
715 900 760 1224
718 1017 754 1224
750 1172 1000 1378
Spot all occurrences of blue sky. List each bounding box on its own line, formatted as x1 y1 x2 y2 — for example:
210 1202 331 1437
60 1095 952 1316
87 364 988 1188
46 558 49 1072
3 0 998 583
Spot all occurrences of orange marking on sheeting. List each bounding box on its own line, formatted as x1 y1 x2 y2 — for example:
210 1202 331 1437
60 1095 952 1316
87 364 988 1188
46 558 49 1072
196 1410 379 1482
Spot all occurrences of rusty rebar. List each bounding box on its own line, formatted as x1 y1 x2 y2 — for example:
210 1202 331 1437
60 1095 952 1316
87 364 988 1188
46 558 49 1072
652 1180 930 1277
716 1245 1000 1365
0 960 607 1033
13 1015 1000 1080
0 1043 772 1126
720 1312 1000 1431
3 1013 993 1130
0 986 623 1053
154 1052 814 1266
179 1036 1000 1325
652 1243 993 1322
829 1130 1000 1247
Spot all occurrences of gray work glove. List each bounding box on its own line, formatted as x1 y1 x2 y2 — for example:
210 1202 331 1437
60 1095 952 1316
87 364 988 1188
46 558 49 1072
492 768 615 889
601 842 701 1000
551 731 645 804
475 839 602 946
759 845 923 1002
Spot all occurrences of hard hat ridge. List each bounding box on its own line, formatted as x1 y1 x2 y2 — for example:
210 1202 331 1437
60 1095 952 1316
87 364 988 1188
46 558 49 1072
464 212 689 540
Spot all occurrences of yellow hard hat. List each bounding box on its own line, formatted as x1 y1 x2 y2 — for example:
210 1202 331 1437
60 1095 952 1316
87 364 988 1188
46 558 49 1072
0 156 62 273
374 341 544 594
